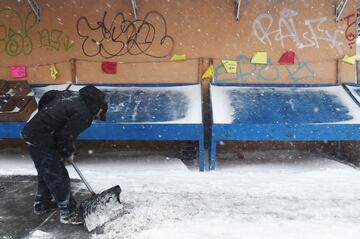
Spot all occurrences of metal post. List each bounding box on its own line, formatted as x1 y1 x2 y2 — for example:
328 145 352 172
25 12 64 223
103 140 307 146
235 0 241 21
357 60 360 83
335 0 348 22
27 0 41 22
131 0 138 20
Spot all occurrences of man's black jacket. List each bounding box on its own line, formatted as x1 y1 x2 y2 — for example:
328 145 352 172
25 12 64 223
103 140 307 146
22 85 106 157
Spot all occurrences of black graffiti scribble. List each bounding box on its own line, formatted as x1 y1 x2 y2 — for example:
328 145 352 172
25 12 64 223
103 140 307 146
76 11 174 59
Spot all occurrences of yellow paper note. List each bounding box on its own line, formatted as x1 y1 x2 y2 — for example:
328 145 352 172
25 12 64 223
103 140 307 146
342 55 356 65
49 64 58 81
222 60 237 74
170 54 186 61
202 65 214 79
251 52 268 64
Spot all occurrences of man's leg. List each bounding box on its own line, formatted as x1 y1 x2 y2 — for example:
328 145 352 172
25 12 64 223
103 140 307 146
35 173 52 202
33 173 57 214
28 145 82 224
29 146 57 214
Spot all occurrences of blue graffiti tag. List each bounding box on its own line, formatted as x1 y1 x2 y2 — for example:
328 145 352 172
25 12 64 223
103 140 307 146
214 54 315 83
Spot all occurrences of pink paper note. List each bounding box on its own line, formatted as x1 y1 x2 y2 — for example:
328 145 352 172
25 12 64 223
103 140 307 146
10 66 27 78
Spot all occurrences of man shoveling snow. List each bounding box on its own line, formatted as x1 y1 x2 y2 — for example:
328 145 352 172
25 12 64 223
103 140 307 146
21 85 119 228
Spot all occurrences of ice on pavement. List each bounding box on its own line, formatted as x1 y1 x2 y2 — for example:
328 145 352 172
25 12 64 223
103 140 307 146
1 149 360 239
27 230 54 239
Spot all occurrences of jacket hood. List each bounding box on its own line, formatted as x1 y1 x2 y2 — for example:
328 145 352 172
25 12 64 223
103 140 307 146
79 85 106 116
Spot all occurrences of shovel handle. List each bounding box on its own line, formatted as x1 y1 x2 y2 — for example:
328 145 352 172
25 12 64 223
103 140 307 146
71 161 96 196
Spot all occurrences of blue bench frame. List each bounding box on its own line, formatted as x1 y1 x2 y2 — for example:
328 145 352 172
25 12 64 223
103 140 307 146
0 83 205 171
344 84 360 105
209 83 360 170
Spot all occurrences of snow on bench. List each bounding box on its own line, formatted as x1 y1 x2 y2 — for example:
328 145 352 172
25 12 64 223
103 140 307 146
209 84 360 170
70 84 205 171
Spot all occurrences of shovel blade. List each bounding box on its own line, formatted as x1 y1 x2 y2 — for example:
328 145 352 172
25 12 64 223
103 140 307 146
80 185 122 232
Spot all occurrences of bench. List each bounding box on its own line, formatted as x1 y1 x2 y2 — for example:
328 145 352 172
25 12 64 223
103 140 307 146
0 83 205 171
209 84 360 170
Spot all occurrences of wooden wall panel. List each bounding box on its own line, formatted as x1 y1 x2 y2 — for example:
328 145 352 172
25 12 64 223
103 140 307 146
0 61 72 84
338 61 357 83
76 59 199 84
213 60 338 84
0 0 357 84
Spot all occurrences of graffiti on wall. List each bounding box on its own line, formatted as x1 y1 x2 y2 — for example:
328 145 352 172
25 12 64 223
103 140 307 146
39 28 74 52
214 55 316 84
284 58 316 83
252 8 344 54
340 13 356 49
0 8 37 56
0 8 74 56
76 11 174 59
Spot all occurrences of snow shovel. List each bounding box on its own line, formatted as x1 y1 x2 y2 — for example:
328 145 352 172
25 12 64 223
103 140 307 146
70 161 122 232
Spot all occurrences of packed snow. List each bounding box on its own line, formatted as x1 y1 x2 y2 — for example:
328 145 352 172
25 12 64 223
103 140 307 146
1 148 360 239
27 230 54 239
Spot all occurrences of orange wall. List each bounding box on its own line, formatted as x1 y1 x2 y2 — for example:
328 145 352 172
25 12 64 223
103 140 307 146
0 0 357 84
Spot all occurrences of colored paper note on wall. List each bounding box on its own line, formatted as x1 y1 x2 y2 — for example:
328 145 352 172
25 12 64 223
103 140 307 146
222 60 237 74
342 55 356 65
170 54 186 61
49 64 58 81
202 65 214 79
10 66 27 79
278 51 295 65
251 52 267 64
101 62 117 74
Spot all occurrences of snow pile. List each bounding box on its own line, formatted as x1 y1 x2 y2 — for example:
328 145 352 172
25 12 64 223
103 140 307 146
136 220 360 239
2 149 360 238
83 186 123 232
87 151 360 239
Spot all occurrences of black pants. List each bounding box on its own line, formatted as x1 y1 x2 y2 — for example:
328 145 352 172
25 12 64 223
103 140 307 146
28 145 76 215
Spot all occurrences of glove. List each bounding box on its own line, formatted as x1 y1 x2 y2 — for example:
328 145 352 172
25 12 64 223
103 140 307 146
62 154 74 165
99 102 108 121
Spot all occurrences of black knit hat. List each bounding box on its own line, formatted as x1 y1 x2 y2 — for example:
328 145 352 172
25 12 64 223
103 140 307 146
79 85 106 116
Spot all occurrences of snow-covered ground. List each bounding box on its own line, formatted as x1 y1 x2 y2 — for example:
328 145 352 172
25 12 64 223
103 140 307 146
1 149 360 239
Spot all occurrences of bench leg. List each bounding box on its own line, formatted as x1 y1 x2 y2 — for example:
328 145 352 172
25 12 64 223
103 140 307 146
210 139 216 170
198 139 205 172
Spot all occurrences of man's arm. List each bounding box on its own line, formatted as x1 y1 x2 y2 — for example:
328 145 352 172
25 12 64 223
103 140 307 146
56 112 92 158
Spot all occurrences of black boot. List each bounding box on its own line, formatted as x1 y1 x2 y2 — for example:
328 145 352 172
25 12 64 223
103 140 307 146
34 200 58 215
60 210 84 225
